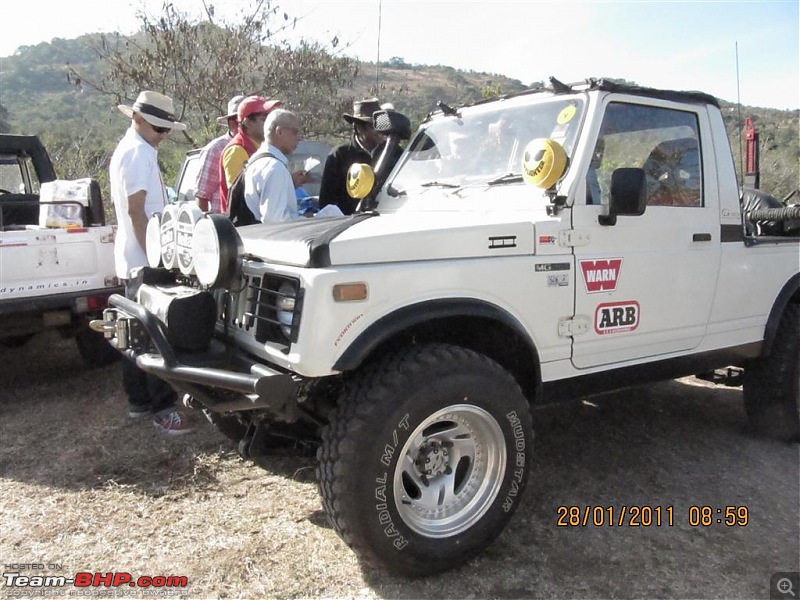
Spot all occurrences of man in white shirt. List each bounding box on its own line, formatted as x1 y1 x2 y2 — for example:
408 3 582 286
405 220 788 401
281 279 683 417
244 109 305 223
111 90 193 435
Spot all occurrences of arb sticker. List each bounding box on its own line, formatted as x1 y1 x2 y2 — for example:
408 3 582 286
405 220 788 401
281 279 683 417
595 301 640 335
580 259 622 293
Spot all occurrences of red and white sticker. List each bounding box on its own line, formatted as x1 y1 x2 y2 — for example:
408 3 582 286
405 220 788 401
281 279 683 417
595 301 640 335
580 258 622 293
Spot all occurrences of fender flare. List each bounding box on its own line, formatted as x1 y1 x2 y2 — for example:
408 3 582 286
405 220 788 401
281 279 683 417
332 298 537 372
763 272 800 357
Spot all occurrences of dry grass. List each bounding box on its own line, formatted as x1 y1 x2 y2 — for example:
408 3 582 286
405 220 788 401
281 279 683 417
1 332 798 599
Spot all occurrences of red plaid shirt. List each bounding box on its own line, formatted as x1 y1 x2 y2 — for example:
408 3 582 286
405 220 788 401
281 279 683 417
194 134 230 213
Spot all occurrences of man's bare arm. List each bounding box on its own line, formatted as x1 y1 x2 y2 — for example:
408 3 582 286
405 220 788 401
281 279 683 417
196 195 210 211
127 190 149 253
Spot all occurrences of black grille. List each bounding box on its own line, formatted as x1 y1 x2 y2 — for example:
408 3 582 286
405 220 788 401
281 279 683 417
224 271 303 347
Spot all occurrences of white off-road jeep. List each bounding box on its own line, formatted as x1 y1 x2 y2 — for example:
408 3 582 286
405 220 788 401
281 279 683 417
95 79 799 576
0 134 121 365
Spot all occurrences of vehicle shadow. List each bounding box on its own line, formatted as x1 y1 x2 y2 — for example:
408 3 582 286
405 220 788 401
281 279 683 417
0 331 314 496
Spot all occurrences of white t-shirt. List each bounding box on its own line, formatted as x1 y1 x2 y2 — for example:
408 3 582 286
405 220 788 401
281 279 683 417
244 144 299 223
110 127 168 278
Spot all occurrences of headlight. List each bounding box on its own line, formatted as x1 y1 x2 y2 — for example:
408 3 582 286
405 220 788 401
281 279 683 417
192 214 242 288
176 203 204 275
276 281 296 339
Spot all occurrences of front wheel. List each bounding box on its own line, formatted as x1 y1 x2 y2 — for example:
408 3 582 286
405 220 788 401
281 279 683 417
743 304 800 442
318 344 533 576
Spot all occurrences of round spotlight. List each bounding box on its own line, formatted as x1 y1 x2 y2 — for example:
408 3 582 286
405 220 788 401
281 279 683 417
192 214 243 288
521 138 568 189
159 204 180 270
146 213 163 268
176 203 204 275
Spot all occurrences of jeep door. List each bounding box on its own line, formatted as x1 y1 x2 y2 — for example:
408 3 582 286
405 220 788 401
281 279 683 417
569 99 721 369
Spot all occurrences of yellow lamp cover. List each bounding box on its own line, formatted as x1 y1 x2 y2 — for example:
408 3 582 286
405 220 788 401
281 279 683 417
521 138 568 189
346 163 376 199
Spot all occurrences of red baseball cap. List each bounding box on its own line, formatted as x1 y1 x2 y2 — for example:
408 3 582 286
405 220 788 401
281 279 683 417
237 96 283 121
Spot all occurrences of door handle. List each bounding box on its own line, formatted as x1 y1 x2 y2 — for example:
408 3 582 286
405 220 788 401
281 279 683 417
692 233 712 242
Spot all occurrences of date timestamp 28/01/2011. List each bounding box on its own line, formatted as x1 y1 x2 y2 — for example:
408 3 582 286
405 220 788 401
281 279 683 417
556 505 749 527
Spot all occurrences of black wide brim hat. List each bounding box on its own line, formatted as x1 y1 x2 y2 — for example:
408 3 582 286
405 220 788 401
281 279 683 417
343 98 381 125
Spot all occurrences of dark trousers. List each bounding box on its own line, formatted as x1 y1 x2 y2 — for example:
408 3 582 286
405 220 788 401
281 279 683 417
121 279 177 415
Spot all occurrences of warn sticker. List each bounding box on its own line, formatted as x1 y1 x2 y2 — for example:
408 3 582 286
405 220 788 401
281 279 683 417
580 259 622 293
595 301 640 335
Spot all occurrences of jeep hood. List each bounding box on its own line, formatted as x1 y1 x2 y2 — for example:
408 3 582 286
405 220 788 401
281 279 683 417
239 210 542 267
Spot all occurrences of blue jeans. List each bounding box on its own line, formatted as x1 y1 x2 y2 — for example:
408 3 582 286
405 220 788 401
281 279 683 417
121 279 177 416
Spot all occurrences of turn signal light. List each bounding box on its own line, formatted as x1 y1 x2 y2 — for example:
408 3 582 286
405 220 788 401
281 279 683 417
332 283 368 302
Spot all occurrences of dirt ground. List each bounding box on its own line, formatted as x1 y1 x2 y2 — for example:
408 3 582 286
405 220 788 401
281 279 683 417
1 331 798 599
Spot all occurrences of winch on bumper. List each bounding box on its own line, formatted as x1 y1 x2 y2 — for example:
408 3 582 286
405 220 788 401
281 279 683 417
97 284 305 417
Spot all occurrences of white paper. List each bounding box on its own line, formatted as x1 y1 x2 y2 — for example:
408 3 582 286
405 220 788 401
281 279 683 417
315 205 344 218
303 157 321 172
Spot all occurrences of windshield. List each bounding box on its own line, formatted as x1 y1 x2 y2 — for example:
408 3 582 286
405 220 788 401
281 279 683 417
390 96 585 193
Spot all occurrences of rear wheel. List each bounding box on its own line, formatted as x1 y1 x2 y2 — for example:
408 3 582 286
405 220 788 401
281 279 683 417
743 304 800 442
318 343 533 576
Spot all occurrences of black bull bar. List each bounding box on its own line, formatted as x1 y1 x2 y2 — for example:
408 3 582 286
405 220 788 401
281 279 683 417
108 293 302 413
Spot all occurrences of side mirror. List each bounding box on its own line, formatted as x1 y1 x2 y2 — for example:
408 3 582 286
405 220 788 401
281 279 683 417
599 167 647 226
373 109 412 139
356 110 412 211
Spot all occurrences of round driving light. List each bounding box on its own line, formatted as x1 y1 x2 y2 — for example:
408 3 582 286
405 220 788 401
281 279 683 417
146 213 162 268
346 163 375 199
159 204 179 270
176 203 204 275
521 138 568 189
192 214 242 288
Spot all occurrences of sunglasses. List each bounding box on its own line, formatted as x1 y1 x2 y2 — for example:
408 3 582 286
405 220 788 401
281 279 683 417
150 123 171 134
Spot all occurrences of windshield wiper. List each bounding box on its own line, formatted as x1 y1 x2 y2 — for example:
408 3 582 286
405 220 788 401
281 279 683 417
486 173 524 186
420 181 460 189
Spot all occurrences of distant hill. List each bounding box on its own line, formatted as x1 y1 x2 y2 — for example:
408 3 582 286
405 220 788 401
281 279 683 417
1 34 797 197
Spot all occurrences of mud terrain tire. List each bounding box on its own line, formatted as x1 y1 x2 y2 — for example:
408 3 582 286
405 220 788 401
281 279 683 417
317 343 533 576
743 304 800 442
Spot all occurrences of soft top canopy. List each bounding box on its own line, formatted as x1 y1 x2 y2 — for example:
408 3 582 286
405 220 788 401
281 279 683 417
430 77 721 121
587 78 720 108
0 134 56 183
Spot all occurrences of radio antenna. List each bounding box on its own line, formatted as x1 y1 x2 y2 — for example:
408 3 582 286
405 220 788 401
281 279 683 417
375 0 383 92
735 41 744 188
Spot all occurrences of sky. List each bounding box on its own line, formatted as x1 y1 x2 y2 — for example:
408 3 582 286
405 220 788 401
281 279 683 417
1 0 798 110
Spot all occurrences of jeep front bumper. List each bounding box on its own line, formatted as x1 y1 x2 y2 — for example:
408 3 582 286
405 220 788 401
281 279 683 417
99 293 303 414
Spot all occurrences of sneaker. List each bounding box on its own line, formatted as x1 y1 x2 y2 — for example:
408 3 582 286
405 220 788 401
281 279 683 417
181 393 198 410
128 408 151 419
153 410 194 435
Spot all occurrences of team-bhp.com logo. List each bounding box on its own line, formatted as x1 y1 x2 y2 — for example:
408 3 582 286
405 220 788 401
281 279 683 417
3 571 188 592
580 259 623 293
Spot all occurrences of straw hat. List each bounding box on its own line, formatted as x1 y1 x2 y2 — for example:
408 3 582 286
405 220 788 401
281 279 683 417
118 90 186 131
216 95 246 125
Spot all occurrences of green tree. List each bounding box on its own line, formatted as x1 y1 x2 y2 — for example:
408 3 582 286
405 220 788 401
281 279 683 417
69 0 358 148
0 103 9 133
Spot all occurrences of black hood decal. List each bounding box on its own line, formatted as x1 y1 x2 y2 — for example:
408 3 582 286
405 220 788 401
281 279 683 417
241 213 376 267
